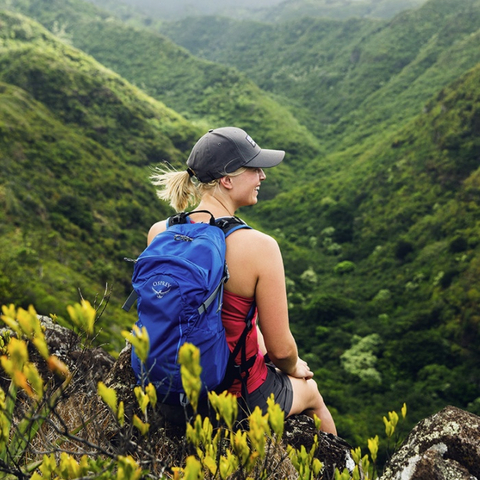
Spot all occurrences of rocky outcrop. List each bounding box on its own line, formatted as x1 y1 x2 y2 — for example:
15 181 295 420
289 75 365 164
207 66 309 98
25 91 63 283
5 318 355 476
0 315 115 396
380 406 480 480
105 342 356 479
283 414 356 479
3 318 480 479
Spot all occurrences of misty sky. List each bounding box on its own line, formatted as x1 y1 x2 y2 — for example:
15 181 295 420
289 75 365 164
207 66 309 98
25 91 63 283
117 0 425 21
120 0 283 19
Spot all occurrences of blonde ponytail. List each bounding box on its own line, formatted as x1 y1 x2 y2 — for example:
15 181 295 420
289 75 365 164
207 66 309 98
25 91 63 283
150 165 245 212
150 168 200 212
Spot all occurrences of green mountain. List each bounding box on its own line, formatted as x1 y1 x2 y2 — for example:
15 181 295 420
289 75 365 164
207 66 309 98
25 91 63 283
88 0 280 22
0 10 199 350
160 0 480 152
1 0 480 451
250 62 480 442
0 0 322 197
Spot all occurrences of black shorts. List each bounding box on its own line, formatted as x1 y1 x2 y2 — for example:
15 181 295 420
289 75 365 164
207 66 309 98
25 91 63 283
239 365 293 418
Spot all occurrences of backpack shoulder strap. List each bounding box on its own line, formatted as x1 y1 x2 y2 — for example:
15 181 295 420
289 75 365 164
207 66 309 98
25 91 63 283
167 210 216 228
215 216 251 237
215 301 257 394
166 212 250 234
195 216 251 315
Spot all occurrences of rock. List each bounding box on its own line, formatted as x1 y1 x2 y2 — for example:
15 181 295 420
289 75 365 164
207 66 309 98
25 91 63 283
39 316 115 392
13 318 480 479
0 316 115 395
284 414 356 478
3 317 357 476
104 342 138 413
379 405 480 480
108 342 356 477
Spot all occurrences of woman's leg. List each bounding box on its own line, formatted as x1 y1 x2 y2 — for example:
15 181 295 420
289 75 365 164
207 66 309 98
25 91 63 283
287 376 337 435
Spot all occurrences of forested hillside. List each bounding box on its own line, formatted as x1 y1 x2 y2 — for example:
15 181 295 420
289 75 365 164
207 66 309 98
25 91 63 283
0 0 479 451
161 0 480 152
249 62 480 442
0 0 320 194
0 10 198 350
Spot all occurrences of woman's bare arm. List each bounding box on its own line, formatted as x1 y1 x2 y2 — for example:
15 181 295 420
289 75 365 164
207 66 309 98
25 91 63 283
252 234 301 374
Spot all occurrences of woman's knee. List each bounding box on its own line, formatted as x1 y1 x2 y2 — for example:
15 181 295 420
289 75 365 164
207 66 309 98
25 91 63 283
289 377 323 414
306 379 325 407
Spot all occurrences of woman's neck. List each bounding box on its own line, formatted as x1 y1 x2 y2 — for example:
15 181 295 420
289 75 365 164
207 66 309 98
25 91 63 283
197 194 236 218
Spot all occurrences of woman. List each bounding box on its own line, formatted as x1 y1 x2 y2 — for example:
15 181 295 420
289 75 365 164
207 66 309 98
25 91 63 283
148 127 337 435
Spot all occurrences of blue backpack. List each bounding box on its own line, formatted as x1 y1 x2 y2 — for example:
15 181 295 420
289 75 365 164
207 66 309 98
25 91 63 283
123 211 255 406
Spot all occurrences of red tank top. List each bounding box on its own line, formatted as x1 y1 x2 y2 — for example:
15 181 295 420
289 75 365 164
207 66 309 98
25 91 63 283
222 289 268 395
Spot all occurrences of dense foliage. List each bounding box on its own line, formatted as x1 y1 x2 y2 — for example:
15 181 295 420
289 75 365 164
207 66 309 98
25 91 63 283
0 10 197 350
250 63 480 443
160 0 480 152
0 0 479 455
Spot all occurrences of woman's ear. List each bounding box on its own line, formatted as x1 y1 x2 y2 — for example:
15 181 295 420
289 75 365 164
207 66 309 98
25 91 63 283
219 176 233 190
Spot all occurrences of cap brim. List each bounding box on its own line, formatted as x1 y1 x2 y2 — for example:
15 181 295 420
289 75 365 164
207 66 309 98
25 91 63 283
245 148 285 169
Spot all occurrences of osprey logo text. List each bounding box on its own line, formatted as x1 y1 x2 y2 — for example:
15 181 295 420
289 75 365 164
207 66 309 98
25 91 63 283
152 280 172 299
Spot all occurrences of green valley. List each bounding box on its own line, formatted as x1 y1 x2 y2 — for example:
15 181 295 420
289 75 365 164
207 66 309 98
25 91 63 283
160 0 480 152
0 0 479 454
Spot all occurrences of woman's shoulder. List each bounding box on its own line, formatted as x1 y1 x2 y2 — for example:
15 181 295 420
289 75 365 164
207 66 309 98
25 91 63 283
228 224 280 251
147 219 168 244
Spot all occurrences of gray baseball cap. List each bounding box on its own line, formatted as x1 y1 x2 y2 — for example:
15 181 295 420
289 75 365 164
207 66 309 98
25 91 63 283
186 127 285 183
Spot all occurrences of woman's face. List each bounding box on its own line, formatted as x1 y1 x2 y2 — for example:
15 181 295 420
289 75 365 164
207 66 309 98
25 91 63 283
230 167 266 207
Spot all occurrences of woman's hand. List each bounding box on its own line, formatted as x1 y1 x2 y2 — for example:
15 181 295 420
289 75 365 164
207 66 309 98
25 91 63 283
288 357 314 380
